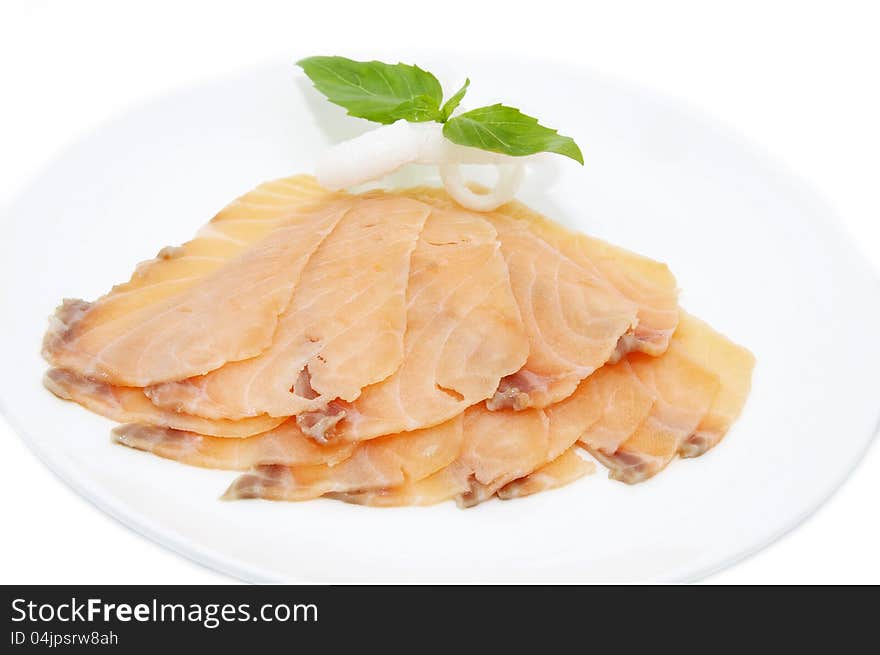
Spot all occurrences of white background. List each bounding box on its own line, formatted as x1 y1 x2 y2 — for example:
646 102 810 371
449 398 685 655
0 0 877 584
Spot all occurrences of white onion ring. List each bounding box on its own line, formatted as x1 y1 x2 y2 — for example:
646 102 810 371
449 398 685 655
439 161 525 212
315 121 530 211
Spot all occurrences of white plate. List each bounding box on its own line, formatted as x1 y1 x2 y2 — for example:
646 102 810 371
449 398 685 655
1 58 878 583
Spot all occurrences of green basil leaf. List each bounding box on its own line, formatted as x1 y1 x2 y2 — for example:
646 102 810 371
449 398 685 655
440 78 470 121
443 104 583 164
390 95 444 123
297 56 443 124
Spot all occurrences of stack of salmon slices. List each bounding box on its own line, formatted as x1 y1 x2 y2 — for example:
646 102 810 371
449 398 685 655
42 175 754 507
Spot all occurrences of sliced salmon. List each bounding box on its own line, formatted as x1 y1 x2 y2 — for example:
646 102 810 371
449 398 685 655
463 362 630 503
225 322 607 505
361 374 603 509
328 462 472 507
457 356 653 505
456 405 551 506
589 314 752 483
112 420 354 470
497 447 595 500
44 368 282 437
296 206 529 442
39 174 752 507
499 198 680 358
671 313 755 457
376 359 645 508
588 321 722 483
43 176 351 386
222 416 463 501
221 404 552 507
575 359 656 455
484 212 640 409
145 194 429 418
448 337 713 502
333 443 592 509
403 187 640 409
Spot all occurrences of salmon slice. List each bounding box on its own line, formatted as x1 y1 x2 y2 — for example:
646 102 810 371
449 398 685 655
589 314 752 483
457 406 552 506
332 449 589 508
328 462 472 507
456 356 648 506
671 313 755 457
368 360 640 508
311 313 749 505
43 176 351 386
145 195 430 418
461 362 631 504
222 416 463 501
484 213 641 409
498 198 680 358
457 322 691 496
227 372 565 506
44 368 282 437
403 187 640 409
358 385 594 509
575 359 657 455
296 206 529 442
588 321 722 483
497 447 595 500
112 420 354 470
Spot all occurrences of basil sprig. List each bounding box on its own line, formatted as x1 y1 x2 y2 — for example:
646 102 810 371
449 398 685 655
297 56 444 123
297 56 583 164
